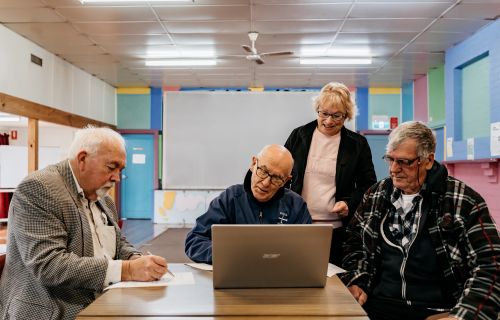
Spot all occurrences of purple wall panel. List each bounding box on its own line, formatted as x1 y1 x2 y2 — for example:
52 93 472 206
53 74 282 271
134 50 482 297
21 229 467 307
413 76 428 123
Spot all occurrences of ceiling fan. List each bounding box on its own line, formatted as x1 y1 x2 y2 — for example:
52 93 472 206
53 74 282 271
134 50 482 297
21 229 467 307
240 31 293 65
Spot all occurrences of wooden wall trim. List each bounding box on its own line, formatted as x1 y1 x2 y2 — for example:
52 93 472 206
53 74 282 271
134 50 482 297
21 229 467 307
28 118 39 173
0 91 116 129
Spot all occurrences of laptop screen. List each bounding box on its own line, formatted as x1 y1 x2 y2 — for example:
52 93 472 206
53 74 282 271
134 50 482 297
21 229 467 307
212 224 332 289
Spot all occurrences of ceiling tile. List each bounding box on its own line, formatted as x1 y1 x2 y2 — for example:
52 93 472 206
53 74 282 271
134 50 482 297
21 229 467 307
0 8 65 23
154 4 249 21
73 22 165 35
254 20 342 34
90 34 173 46
342 19 433 33
56 6 156 22
428 18 491 33
444 3 500 19
335 32 417 44
253 3 351 20
164 20 249 33
350 2 451 18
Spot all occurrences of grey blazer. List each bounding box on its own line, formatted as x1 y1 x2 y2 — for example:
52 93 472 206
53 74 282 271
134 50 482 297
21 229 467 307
0 161 140 319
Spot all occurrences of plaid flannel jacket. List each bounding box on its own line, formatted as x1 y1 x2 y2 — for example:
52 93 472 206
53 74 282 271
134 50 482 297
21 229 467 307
340 161 500 320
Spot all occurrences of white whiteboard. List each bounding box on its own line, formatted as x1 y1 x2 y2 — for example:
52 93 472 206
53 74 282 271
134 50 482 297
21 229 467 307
162 91 355 189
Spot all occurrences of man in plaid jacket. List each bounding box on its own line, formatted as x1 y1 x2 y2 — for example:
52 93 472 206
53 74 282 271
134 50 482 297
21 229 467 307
0 126 168 319
341 121 499 320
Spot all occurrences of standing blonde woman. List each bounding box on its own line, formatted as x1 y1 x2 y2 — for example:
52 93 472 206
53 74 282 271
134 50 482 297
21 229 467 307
285 82 376 266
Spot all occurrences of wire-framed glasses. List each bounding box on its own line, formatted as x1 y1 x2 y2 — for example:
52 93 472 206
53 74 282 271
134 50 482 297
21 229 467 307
317 110 345 121
382 155 420 168
255 159 286 186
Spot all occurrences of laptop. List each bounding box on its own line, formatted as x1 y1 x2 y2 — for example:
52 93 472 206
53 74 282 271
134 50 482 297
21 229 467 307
212 224 332 289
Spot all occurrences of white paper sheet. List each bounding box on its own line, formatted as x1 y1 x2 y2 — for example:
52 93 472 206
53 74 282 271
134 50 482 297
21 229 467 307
184 262 213 271
104 272 195 290
491 122 500 156
0 244 6 254
327 263 346 277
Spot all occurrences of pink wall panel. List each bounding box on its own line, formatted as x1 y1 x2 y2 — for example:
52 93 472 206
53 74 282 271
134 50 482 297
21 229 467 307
414 75 428 122
449 163 500 228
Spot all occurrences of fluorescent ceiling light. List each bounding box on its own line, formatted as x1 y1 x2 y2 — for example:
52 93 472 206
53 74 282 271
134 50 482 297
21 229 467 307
81 0 192 3
145 59 216 66
145 51 215 59
301 48 371 57
300 58 372 65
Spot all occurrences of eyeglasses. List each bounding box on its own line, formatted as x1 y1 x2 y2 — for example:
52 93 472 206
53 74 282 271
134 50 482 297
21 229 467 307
317 110 345 121
382 155 420 168
255 159 286 186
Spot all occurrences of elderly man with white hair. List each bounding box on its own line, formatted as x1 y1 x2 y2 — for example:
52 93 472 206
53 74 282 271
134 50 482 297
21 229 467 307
0 126 168 320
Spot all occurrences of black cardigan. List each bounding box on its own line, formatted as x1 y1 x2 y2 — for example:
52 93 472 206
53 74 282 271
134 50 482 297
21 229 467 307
284 120 377 224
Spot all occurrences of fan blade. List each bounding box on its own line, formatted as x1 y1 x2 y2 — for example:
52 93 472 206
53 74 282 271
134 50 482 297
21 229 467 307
259 51 294 57
255 58 265 65
242 45 253 53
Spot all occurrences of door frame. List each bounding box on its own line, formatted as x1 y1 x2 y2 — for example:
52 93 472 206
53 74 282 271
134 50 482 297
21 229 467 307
116 129 160 219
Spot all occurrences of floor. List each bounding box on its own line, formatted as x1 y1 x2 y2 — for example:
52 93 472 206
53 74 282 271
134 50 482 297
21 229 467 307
121 220 192 262
121 219 169 247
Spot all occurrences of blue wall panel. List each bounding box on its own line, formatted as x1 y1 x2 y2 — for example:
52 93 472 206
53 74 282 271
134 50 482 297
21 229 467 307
150 87 162 130
356 87 369 131
445 20 500 160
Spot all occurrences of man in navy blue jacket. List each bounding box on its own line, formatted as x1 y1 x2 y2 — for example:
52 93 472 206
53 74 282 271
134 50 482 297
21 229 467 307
185 144 312 264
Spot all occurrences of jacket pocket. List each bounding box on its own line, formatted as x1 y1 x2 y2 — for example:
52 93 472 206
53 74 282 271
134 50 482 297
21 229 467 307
7 298 54 320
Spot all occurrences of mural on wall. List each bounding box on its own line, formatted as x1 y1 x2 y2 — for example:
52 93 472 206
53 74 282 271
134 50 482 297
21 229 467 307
154 190 222 225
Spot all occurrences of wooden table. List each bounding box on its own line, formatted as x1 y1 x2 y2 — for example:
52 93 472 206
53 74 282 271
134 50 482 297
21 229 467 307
77 263 368 319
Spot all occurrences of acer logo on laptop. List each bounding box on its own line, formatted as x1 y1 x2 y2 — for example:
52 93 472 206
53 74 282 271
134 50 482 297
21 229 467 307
262 253 280 259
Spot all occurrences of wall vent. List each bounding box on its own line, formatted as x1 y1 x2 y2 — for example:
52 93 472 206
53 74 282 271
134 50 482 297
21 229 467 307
30 54 42 66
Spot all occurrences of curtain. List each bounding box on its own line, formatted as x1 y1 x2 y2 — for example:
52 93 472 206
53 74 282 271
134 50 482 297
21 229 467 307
0 133 10 219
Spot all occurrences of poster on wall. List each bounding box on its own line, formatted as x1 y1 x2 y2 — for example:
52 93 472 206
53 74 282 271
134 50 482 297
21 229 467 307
467 138 474 160
446 137 453 158
371 115 389 129
491 122 500 156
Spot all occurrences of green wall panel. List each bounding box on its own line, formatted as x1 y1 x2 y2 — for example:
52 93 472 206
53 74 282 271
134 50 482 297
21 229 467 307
428 65 445 126
117 94 151 129
462 56 490 139
368 94 401 129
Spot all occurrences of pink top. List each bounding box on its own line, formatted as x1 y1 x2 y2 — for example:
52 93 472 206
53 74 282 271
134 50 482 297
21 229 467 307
301 128 342 228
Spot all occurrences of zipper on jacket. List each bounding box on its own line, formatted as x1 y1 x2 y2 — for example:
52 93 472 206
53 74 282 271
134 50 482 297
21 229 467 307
259 210 263 224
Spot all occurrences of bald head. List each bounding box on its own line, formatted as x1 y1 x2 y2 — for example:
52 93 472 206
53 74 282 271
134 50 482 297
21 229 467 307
250 144 294 202
257 144 294 176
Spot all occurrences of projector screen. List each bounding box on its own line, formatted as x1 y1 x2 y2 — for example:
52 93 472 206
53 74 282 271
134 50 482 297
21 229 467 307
162 91 355 189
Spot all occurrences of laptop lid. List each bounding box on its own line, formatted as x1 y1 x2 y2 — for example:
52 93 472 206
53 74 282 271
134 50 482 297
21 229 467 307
212 224 332 289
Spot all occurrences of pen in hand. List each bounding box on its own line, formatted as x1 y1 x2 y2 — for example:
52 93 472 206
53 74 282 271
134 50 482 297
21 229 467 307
146 251 175 278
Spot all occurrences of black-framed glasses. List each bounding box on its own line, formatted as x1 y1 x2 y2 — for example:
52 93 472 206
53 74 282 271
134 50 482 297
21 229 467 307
382 155 420 168
317 110 345 121
255 159 286 186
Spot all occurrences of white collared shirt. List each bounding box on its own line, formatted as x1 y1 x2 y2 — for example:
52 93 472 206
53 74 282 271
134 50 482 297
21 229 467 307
69 160 122 287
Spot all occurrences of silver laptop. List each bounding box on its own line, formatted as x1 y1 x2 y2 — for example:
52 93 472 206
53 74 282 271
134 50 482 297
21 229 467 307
212 224 332 289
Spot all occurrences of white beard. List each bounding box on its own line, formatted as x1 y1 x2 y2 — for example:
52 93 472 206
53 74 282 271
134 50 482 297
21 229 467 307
96 183 114 199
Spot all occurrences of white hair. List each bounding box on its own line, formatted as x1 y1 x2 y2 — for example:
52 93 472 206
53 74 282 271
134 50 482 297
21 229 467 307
68 125 125 159
386 121 436 158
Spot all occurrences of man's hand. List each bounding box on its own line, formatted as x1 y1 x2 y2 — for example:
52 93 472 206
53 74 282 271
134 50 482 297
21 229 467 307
424 313 457 320
333 201 349 218
121 255 168 281
348 285 368 305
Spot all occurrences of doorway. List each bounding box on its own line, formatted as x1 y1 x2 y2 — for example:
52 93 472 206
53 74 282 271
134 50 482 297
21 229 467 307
120 132 158 219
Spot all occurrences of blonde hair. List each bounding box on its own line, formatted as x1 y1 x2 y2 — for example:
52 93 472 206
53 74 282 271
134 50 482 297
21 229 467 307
313 82 355 120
